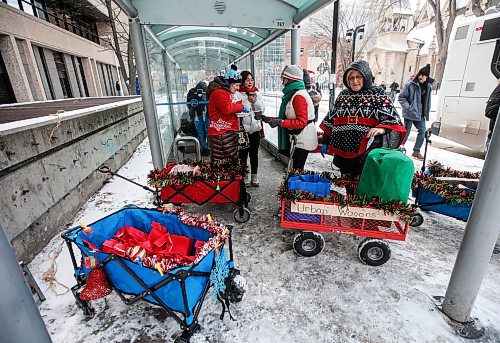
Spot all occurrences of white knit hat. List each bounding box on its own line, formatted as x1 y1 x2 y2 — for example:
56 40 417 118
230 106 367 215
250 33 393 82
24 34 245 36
281 65 303 81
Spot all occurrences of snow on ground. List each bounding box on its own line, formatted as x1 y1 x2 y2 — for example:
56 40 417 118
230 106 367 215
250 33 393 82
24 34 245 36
29 136 499 343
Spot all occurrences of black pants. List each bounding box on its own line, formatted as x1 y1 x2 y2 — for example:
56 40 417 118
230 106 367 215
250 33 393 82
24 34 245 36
333 151 370 177
292 147 309 170
239 131 260 174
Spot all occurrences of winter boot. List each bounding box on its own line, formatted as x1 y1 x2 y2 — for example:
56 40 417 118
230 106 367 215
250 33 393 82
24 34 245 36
251 174 259 187
411 151 424 160
243 173 250 187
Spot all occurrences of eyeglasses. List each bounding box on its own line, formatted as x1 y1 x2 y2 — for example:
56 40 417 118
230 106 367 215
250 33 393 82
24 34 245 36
348 75 363 82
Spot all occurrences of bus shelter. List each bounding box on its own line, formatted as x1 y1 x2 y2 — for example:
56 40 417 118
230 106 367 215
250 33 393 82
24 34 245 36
114 1 500 335
115 0 333 169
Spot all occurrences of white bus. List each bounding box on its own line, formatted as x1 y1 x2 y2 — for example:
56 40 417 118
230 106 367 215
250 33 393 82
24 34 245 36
437 10 500 154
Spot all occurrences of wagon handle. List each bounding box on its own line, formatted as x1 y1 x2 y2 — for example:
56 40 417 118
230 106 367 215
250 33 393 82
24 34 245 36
98 165 157 194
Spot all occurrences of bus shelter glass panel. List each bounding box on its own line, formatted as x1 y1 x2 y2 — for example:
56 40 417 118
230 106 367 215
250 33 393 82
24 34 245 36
254 36 285 148
145 34 176 163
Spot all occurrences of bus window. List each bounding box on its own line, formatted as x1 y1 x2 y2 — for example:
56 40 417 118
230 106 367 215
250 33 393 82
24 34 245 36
455 25 469 40
480 17 500 41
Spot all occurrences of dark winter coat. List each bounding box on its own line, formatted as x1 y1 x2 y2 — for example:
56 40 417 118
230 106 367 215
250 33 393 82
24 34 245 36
187 81 207 119
398 77 435 121
485 83 500 120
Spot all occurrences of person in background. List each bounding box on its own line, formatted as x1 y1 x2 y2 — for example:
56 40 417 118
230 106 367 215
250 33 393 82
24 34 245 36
135 77 140 95
260 65 318 170
115 80 123 96
303 69 322 122
207 69 245 162
398 63 435 160
230 64 238 71
187 81 210 156
235 71 265 187
380 81 386 92
389 80 399 103
320 60 406 176
485 78 500 148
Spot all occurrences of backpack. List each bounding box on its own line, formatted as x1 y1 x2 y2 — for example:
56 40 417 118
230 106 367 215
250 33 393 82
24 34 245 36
179 111 197 137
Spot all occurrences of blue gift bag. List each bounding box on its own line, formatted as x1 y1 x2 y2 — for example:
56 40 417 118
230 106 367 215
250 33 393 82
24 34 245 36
288 174 331 197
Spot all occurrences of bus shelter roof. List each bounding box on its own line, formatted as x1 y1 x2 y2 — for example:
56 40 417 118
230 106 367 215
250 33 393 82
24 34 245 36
115 0 334 70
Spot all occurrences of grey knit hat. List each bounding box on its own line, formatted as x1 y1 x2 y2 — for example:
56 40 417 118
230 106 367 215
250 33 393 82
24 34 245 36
281 65 303 81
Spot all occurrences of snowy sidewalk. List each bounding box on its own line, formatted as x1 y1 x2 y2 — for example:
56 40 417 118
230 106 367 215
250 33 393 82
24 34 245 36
29 138 499 343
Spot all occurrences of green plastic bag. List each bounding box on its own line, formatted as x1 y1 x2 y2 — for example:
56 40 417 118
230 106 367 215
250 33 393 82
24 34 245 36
356 148 414 203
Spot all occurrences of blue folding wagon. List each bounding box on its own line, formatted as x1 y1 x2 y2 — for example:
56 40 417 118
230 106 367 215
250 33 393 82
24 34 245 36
62 206 245 342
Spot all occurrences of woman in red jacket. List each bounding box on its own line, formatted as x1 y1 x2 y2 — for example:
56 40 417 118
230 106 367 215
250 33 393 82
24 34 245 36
207 70 245 162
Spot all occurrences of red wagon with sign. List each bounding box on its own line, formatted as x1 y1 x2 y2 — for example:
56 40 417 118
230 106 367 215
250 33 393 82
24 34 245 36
280 180 411 266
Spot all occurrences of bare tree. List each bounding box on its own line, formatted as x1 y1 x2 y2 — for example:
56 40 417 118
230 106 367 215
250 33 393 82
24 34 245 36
427 0 457 84
306 1 401 85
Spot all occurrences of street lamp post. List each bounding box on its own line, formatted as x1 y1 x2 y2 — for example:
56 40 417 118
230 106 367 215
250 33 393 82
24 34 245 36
346 24 365 62
329 0 339 112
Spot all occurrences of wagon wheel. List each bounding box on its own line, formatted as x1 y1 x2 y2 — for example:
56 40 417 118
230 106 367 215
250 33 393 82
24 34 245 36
293 231 325 257
410 213 424 227
76 299 95 319
358 238 391 266
233 207 250 223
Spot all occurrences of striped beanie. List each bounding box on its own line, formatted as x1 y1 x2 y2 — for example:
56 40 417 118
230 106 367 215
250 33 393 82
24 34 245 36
281 65 303 81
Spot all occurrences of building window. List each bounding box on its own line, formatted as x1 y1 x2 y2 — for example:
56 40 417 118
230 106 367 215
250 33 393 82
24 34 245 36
105 64 114 96
76 57 89 97
53 51 73 98
70 56 83 97
4 0 101 45
36 46 55 100
0 51 17 104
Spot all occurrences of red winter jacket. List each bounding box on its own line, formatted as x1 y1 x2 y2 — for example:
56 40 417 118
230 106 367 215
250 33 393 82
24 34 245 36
208 89 244 136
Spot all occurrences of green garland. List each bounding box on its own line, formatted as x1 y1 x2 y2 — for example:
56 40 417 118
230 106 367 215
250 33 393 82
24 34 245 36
412 171 476 206
427 160 481 179
148 158 246 188
278 176 416 222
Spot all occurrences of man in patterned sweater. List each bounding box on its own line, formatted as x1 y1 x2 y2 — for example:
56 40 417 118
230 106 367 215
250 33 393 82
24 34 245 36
320 60 406 176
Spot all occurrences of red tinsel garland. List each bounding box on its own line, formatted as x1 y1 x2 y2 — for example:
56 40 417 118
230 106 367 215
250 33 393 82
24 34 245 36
148 158 245 188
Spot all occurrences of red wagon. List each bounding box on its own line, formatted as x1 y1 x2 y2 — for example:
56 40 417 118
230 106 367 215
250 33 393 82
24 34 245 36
280 179 413 266
158 176 250 223
99 160 251 223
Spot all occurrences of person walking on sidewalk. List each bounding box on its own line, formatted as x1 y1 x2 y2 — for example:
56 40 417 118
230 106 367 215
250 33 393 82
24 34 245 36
389 81 399 103
398 64 435 160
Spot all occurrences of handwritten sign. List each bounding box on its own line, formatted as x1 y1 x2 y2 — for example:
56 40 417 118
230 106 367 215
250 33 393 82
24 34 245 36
290 202 399 221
